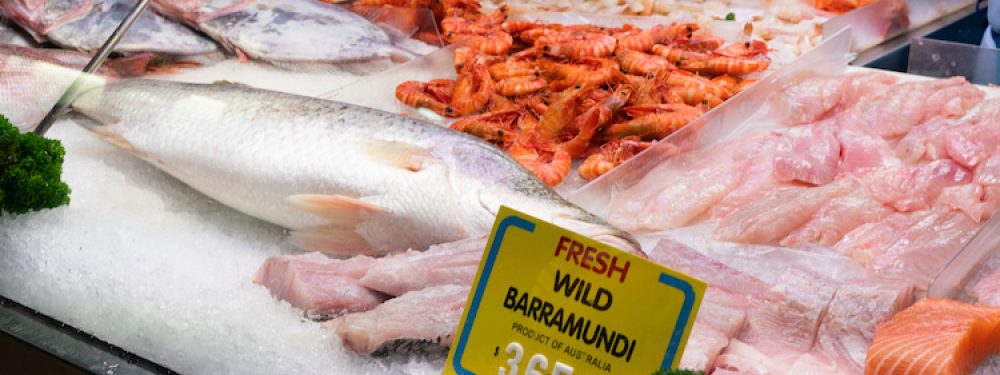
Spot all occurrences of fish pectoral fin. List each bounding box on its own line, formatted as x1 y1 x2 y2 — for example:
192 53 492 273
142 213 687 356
287 194 386 226
288 225 372 256
362 139 433 172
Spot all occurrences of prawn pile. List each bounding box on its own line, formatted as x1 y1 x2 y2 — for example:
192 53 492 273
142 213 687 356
392 4 770 186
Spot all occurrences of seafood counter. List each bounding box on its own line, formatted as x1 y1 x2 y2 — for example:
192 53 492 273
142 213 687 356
2 1 1000 375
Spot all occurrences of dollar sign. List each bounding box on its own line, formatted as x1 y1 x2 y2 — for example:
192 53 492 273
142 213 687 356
494 346 500 356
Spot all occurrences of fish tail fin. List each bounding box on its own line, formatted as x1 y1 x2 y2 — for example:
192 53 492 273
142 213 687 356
103 53 156 78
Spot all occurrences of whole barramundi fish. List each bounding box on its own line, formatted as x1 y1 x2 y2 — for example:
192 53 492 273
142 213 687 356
13 60 639 256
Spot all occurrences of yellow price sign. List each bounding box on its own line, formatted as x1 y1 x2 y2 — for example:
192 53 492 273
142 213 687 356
444 206 706 375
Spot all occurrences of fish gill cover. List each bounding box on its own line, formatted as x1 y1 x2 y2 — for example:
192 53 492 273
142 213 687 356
0 114 71 214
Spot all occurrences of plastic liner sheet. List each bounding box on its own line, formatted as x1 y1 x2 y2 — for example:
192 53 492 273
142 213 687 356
567 28 854 217
908 37 1000 86
822 0 974 52
929 207 1000 303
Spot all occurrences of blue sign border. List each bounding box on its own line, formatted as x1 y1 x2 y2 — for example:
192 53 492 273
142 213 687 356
449 213 698 373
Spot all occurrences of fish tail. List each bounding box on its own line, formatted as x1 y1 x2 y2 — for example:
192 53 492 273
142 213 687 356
103 52 156 78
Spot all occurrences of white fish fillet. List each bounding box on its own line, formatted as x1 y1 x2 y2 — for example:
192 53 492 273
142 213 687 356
324 284 468 356
253 252 386 319
359 237 485 296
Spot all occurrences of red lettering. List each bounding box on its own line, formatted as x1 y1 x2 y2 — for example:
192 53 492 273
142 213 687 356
593 250 609 275
555 236 571 257
581 247 596 270
568 241 584 264
608 256 631 283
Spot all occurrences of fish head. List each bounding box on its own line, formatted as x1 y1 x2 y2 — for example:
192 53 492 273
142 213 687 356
438 138 643 256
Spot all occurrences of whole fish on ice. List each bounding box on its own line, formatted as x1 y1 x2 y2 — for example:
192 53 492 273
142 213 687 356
21 62 638 256
149 0 412 64
0 0 219 58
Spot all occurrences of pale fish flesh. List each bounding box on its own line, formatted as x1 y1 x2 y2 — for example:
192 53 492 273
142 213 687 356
60 77 639 256
0 0 219 56
150 0 410 63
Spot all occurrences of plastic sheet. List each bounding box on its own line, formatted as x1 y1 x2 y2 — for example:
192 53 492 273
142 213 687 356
822 0 911 51
929 211 1000 302
567 28 854 217
908 37 1000 85
823 0 975 52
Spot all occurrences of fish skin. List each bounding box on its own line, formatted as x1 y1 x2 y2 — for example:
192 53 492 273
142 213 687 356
0 0 219 56
151 0 405 63
65 78 639 256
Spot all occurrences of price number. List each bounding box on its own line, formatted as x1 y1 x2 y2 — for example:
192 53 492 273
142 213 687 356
497 341 574 375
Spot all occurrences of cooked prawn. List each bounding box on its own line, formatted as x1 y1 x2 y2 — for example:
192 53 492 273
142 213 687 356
496 76 547 96
488 60 539 80
713 40 769 57
669 86 724 109
648 23 699 43
396 80 457 117
663 70 730 99
578 136 652 180
681 55 770 75
613 26 654 52
451 57 495 115
507 141 572 187
537 31 617 59
561 85 632 157
650 44 709 64
542 58 621 91
607 104 703 140
450 108 523 147
617 49 673 75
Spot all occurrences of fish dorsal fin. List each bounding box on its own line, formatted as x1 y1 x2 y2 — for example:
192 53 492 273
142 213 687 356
288 225 371 256
362 139 432 172
287 194 386 226
212 80 251 88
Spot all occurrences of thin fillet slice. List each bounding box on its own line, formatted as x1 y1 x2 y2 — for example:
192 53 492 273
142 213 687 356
253 252 386 320
325 284 469 356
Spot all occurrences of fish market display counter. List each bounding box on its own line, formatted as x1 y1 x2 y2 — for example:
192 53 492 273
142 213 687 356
3 5 1000 375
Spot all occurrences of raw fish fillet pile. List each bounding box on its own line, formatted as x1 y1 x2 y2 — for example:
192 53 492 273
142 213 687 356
610 71 999 289
255 238 486 355
599 71 1000 373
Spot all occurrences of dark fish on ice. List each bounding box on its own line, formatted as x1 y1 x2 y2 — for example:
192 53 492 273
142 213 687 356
0 0 220 57
149 0 414 64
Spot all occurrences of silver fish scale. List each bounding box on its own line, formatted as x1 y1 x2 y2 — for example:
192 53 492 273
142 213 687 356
68 79 631 255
